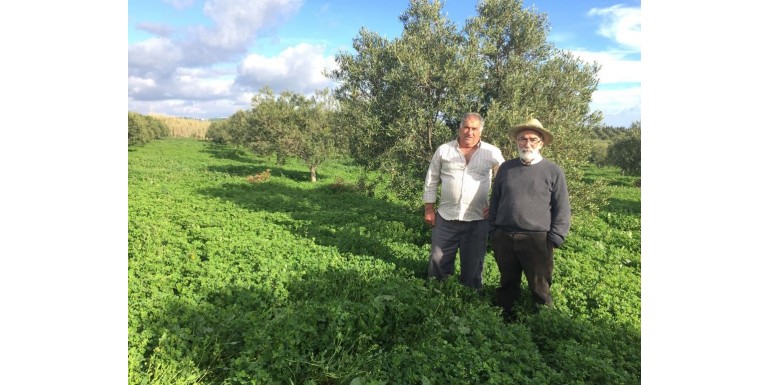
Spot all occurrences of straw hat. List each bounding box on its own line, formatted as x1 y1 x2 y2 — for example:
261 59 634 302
508 118 553 145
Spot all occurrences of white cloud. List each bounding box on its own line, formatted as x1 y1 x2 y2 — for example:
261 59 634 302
239 55 288 79
128 0 308 118
588 5 641 50
577 5 641 126
127 39 341 119
162 0 196 10
592 86 641 113
173 68 234 99
570 49 640 84
128 98 241 119
233 91 257 106
128 37 183 76
129 0 305 75
235 43 339 94
135 21 175 38
197 0 302 50
590 86 641 127
127 76 157 96
128 63 235 104
564 48 640 126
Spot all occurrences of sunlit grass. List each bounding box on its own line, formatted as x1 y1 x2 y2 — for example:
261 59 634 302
129 138 641 385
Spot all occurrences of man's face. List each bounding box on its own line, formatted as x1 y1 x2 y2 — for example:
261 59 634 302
458 117 482 148
516 129 544 162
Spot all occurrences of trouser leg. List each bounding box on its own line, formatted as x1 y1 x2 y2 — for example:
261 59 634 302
491 230 522 312
517 232 554 307
458 219 488 289
427 214 460 280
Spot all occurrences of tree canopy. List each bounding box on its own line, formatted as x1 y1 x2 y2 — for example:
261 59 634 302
128 112 170 147
209 87 343 182
606 121 641 176
329 0 608 212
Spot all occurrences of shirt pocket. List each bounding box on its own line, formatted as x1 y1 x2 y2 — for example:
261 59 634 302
443 156 467 172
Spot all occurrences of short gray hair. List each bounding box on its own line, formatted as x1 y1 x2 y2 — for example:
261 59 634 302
461 112 484 130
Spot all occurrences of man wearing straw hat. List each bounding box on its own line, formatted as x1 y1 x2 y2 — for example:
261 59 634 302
488 118 571 321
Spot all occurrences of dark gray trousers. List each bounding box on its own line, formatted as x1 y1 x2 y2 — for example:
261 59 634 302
491 230 554 311
427 213 488 289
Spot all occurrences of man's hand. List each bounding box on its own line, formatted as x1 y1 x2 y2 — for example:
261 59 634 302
424 203 436 227
483 205 489 219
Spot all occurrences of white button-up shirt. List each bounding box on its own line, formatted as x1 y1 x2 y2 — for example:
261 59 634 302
423 140 505 221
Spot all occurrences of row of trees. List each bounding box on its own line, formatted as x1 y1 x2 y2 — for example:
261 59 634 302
207 87 342 182
605 121 641 175
204 0 637 212
587 121 641 176
590 124 635 141
128 112 170 146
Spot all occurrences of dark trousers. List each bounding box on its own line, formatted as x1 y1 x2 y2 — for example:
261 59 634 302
491 230 554 311
427 213 488 289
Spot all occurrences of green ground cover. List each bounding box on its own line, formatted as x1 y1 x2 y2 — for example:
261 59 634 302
129 138 641 385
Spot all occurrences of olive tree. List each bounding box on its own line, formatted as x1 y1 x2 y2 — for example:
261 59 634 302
284 89 341 182
206 110 251 145
229 86 341 182
128 112 169 147
330 0 609 212
330 0 486 203
606 121 641 176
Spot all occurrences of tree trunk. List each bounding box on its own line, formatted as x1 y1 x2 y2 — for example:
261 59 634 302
310 166 317 182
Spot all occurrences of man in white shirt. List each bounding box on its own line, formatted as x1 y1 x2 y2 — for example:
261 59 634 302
422 112 505 290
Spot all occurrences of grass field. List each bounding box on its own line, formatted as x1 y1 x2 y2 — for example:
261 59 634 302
129 138 641 385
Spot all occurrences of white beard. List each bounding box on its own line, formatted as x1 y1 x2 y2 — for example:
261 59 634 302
519 147 539 163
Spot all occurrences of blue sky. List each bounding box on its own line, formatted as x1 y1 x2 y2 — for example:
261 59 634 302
128 0 641 127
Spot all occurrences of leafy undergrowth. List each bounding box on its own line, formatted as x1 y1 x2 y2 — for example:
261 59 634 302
129 138 641 385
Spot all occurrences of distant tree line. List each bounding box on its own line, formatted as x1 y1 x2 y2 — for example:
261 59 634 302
128 113 216 146
587 121 641 176
589 124 633 140
128 112 170 146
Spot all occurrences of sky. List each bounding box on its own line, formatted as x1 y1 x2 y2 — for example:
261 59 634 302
128 0 641 127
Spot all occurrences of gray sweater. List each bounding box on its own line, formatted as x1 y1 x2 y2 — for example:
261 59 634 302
489 158 571 247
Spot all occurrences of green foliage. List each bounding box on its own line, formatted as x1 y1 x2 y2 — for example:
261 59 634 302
205 119 231 144
214 87 343 182
329 0 606 213
587 139 610 165
589 125 629 140
606 121 641 176
586 125 633 165
128 111 147 146
329 0 477 204
129 111 170 146
129 138 640 385
582 164 640 187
